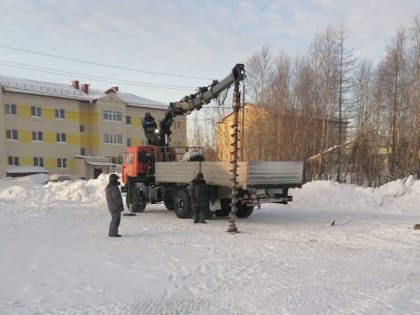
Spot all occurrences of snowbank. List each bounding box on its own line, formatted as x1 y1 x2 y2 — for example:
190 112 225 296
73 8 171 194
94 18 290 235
1 173 420 215
0 174 110 210
290 175 420 214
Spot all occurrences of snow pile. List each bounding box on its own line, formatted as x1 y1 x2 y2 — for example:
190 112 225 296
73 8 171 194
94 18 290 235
374 175 420 212
181 149 204 161
1 173 420 215
0 173 110 207
291 175 420 214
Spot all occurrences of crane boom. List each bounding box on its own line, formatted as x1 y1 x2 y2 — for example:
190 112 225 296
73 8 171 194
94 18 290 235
156 63 245 146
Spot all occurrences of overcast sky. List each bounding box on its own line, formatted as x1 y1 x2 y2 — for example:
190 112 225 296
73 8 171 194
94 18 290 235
0 0 419 104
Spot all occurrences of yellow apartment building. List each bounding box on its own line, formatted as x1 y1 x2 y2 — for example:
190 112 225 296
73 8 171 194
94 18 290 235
0 76 186 179
217 103 258 161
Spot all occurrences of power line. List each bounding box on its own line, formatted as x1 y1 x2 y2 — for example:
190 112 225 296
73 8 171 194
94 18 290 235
0 84 235 108
0 59 196 91
0 44 214 80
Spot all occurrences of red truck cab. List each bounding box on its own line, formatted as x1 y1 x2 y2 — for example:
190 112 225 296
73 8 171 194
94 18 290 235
121 145 177 185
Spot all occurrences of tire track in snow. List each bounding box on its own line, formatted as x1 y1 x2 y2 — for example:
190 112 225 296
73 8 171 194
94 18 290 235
35 294 252 315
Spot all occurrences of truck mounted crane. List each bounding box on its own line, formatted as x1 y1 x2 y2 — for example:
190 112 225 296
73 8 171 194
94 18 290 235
152 63 245 147
121 64 303 219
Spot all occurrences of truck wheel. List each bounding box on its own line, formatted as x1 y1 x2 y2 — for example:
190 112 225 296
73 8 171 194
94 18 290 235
132 190 147 212
215 199 230 217
173 188 192 218
164 198 174 211
215 209 230 217
206 210 214 219
236 203 254 218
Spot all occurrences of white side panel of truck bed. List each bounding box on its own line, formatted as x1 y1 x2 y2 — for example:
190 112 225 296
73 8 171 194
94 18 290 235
155 161 199 185
247 161 303 186
155 161 303 189
201 162 248 188
155 161 247 188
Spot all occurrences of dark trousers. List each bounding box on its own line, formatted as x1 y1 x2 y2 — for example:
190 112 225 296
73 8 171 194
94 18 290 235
193 205 207 222
109 211 121 236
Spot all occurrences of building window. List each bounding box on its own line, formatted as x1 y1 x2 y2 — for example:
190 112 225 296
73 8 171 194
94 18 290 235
33 157 44 167
104 133 123 144
5 104 17 115
126 116 131 125
127 137 132 147
103 110 122 122
32 131 43 142
31 106 42 118
8 156 19 166
80 125 85 132
56 133 66 143
6 129 18 140
55 109 65 119
80 148 86 155
57 158 67 168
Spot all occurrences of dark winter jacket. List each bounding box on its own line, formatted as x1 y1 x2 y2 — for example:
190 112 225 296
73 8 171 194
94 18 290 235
190 173 209 208
142 114 157 131
105 174 124 213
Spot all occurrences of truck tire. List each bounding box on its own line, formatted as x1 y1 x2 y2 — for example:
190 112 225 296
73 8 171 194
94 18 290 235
215 199 230 217
164 197 174 211
236 203 254 218
131 190 147 213
173 188 192 218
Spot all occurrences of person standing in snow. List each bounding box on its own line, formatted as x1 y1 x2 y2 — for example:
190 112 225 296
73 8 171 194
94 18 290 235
105 174 124 237
190 172 210 224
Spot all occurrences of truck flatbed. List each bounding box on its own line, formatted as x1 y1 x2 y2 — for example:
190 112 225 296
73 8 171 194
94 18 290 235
155 161 303 189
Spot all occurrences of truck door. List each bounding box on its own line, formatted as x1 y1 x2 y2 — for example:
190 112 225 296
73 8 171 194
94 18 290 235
122 152 134 184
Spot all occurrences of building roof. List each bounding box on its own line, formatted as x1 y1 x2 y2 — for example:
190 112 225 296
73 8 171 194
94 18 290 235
117 92 167 109
0 74 167 109
0 75 90 101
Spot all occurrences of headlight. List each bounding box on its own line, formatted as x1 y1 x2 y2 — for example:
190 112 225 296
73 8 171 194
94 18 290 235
154 129 160 134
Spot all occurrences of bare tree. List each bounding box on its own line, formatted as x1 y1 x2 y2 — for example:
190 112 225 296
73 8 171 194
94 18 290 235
353 62 374 133
270 53 292 112
407 16 420 177
380 30 407 178
348 61 376 184
219 14 420 186
244 46 274 159
245 46 273 106
309 25 340 179
293 57 319 160
335 22 357 182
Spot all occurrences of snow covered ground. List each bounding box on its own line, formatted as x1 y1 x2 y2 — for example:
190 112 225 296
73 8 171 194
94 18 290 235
1 174 420 315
